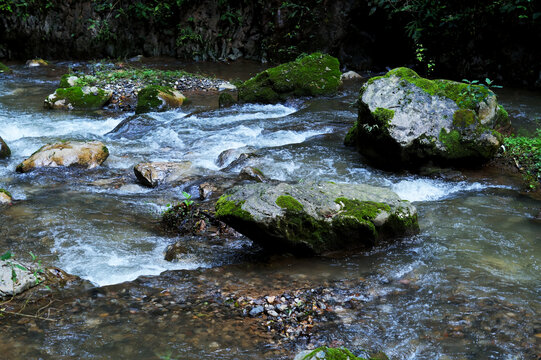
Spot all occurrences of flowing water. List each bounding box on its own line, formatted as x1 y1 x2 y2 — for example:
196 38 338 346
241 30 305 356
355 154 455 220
0 62 539 359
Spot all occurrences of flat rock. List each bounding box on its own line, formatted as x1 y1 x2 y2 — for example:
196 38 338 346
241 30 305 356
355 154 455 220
0 259 41 297
133 161 193 187
16 141 109 173
215 181 418 255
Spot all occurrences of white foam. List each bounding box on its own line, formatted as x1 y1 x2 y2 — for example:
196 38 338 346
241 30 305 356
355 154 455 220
392 178 508 202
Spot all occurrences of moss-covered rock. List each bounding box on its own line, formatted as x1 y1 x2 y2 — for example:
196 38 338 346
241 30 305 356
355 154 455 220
0 188 12 205
0 136 11 159
135 85 186 114
215 181 418 255
59 74 80 88
218 92 236 108
44 86 112 110
238 52 341 103
345 67 508 168
16 141 109 173
0 61 12 74
295 346 389 360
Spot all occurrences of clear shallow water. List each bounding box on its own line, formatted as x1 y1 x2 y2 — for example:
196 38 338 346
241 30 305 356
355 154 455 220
0 64 540 359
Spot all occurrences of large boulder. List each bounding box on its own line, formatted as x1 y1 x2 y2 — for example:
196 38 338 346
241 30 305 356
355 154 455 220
16 141 109 173
133 161 193 187
215 181 418 255
345 67 510 168
0 136 10 158
44 86 112 110
135 85 186 114
238 52 342 103
0 189 12 205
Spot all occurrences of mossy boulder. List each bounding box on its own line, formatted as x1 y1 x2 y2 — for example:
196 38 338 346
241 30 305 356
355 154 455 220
218 92 237 108
0 62 12 74
16 141 109 173
345 67 509 168
44 86 112 110
135 85 186 114
0 136 10 159
215 181 418 255
238 52 341 104
0 189 12 205
59 74 80 88
295 346 389 360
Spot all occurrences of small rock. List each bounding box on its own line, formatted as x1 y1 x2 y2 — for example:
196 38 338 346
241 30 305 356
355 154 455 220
249 305 264 316
239 166 265 182
267 310 279 317
0 189 12 205
26 59 49 67
341 70 362 81
0 136 11 159
199 182 217 200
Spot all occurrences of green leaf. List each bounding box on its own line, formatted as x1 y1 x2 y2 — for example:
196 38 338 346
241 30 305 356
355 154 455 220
15 264 27 271
1 251 12 261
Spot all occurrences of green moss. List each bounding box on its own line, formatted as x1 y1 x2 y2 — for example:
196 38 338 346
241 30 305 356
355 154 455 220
334 197 390 238
276 195 304 212
0 188 12 198
495 105 510 128
239 52 341 103
439 128 468 159
218 92 236 108
365 67 492 110
215 195 253 221
102 146 109 156
53 86 111 109
504 129 541 189
452 109 477 128
135 85 176 114
59 74 72 88
373 107 395 128
302 346 389 360
0 62 12 74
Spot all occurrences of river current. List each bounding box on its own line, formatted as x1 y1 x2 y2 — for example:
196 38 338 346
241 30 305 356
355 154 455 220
0 62 539 359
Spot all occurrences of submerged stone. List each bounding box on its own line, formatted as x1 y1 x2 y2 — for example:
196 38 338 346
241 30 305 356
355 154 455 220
135 85 186 114
238 52 341 103
0 136 11 159
44 86 112 110
215 181 418 255
345 67 509 168
16 141 109 173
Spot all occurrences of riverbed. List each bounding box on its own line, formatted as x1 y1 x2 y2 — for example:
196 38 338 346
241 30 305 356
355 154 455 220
0 60 539 359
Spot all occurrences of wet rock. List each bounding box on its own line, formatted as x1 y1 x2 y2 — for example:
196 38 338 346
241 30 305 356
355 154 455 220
216 147 256 168
128 55 144 62
135 85 186 114
0 259 42 297
164 242 190 261
133 161 193 188
0 61 12 74
199 182 218 200
238 52 342 104
345 67 509 169
218 92 236 108
239 166 265 182
16 141 109 173
215 181 418 255
221 153 258 172
0 136 11 158
44 86 113 110
294 347 365 360
341 70 362 81
26 59 49 67
218 82 237 91
0 189 12 205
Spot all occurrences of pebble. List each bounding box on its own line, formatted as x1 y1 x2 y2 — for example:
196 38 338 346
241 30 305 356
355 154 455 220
249 306 264 316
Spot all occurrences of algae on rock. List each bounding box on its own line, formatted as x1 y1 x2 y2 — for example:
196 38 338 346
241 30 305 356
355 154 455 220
44 86 112 110
345 67 509 168
215 181 418 255
135 85 186 114
238 52 341 103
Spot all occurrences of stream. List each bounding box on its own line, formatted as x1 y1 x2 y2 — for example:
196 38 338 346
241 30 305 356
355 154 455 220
0 61 539 359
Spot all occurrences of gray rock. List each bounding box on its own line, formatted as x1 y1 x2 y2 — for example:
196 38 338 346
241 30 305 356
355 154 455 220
239 166 265 182
199 182 217 200
215 181 418 255
0 136 10 159
16 141 109 173
345 67 510 168
341 70 362 81
0 259 41 297
133 161 193 188
249 305 264 316
216 146 256 168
